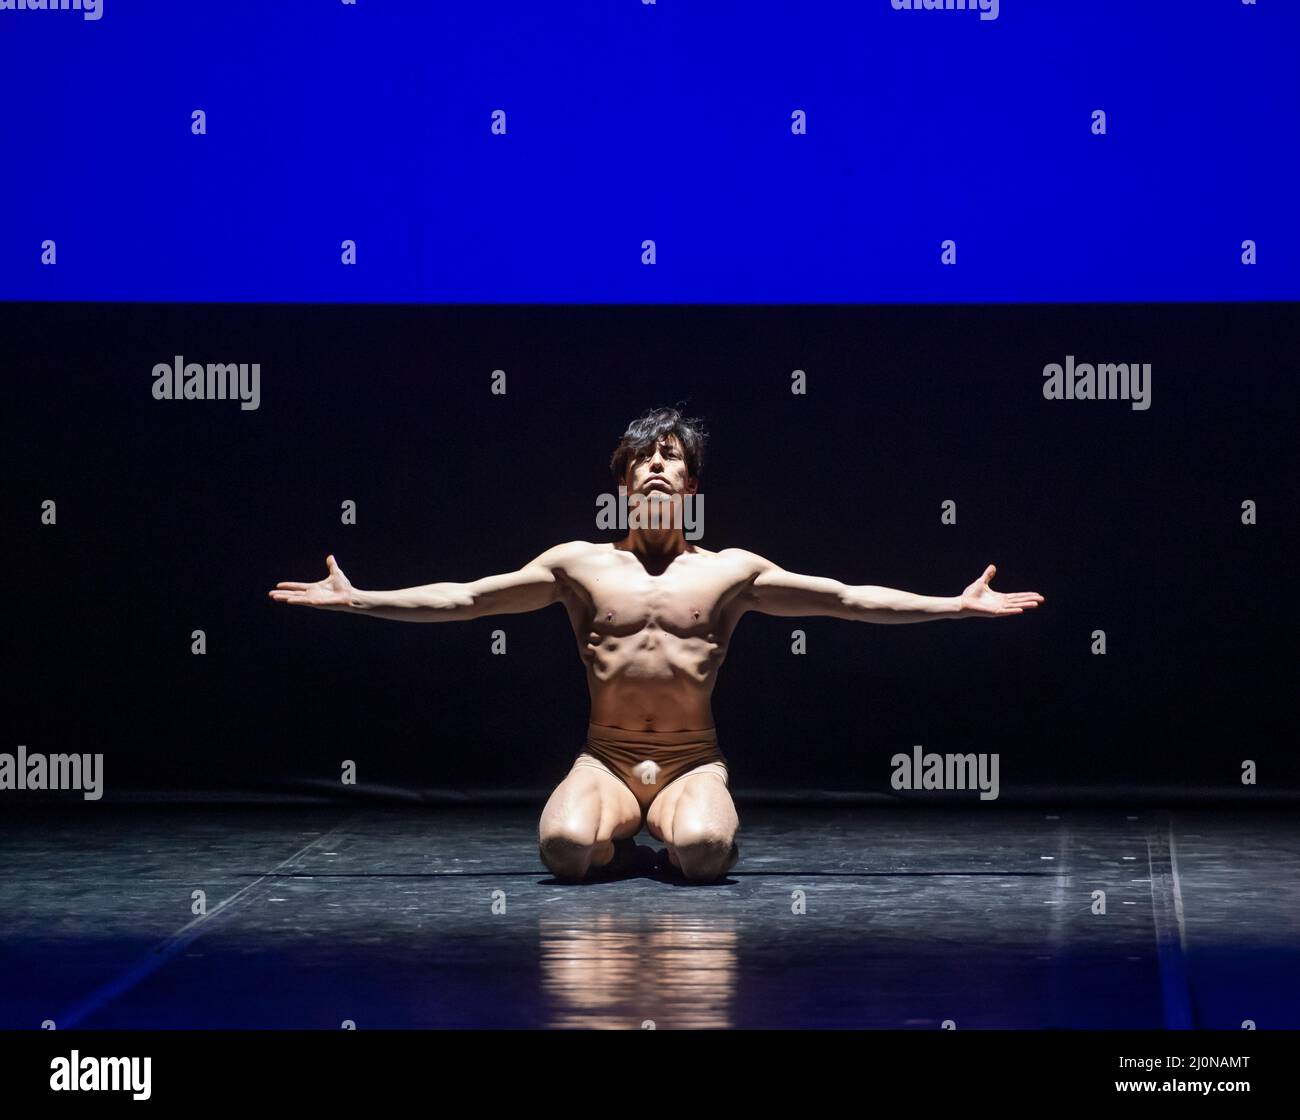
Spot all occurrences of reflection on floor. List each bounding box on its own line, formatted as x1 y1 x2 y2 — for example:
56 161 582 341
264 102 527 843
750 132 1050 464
0 806 1296 1029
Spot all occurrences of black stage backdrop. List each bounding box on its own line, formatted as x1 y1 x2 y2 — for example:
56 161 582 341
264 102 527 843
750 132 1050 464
7 303 1296 799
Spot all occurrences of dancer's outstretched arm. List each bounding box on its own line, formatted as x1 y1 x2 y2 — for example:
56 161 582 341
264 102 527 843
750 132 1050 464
735 553 1043 623
268 543 579 622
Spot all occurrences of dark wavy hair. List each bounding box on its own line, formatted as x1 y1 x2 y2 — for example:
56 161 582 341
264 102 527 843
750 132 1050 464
609 406 707 487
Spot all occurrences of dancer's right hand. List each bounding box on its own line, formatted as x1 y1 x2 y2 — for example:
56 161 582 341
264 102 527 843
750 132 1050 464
268 554 355 610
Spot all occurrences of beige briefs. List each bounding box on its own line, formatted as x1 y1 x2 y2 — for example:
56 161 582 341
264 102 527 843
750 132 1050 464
571 722 729 807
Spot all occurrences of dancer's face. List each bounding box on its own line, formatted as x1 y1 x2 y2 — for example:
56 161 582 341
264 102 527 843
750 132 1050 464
625 435 697 504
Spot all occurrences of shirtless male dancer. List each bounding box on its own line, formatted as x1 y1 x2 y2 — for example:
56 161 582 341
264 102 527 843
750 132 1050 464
269 407 1044 883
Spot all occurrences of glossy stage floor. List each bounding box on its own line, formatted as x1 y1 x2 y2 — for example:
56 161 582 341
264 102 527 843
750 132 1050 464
2 804 1296 1030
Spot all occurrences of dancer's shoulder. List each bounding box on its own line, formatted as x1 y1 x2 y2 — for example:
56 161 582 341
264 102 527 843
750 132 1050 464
713 546 778 574
528 540 609 567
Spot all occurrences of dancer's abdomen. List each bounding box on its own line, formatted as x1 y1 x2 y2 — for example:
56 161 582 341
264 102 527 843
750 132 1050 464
584 630 723 732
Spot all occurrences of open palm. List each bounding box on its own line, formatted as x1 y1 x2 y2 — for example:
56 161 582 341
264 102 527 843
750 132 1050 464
268 554 354 610
960 564 1044 617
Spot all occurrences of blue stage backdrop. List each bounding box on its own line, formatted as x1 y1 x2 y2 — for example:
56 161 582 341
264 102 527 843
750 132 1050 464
1 0 1296 303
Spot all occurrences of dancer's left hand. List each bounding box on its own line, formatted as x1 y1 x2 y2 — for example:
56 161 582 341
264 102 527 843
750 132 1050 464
959 564 1044 617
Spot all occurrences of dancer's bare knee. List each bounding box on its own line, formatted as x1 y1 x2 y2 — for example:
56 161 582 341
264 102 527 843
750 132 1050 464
672 827 737 881
539 831 597 881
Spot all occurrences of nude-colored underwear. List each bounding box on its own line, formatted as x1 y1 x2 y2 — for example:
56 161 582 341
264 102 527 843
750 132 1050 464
572 722 729 806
